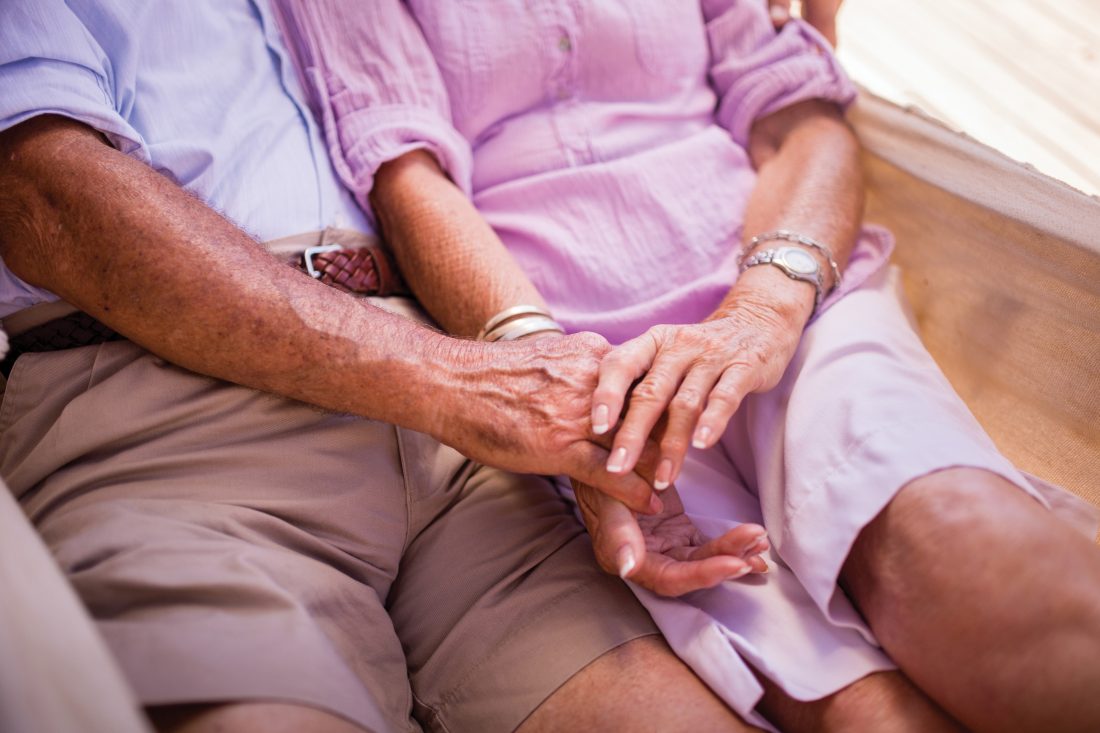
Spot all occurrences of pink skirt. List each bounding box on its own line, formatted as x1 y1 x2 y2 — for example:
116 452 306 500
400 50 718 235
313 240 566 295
566 262 1099 731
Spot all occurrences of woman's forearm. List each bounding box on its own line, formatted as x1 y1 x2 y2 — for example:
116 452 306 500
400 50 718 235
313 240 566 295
713 99 864 328
592 100 865 483
371 149 549 338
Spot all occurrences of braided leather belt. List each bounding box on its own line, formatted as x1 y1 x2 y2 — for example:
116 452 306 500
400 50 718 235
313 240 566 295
0 243 406 377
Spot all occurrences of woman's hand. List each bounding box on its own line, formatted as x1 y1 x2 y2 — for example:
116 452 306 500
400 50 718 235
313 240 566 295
591 281 810 490
573 479 769 596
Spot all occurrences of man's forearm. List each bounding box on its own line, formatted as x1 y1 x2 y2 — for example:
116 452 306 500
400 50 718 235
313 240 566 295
0 115 462 437
0 116 658 511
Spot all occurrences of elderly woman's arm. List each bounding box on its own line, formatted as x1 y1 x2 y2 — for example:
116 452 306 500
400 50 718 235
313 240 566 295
591 0 862 486
372 147 770 590
371 150 550 338
768 0 843 45
594 99 862 488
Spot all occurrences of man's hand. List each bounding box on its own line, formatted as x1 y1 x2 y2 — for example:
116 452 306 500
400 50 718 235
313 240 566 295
768 0 843 46
0 115 658 518
437 331 664 516
573 479 768 596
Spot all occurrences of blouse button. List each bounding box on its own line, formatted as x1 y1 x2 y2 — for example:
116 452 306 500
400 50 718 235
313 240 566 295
558 36 572 52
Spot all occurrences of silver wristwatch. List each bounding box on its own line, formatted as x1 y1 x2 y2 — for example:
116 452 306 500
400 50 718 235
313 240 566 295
739 246 824 309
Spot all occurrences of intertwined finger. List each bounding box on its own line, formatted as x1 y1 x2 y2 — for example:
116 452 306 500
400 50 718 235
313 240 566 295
569 441 663 515
656 364 725 489
607 348 696 478
575 480 649 579
591 333 658 438
691 364 760 450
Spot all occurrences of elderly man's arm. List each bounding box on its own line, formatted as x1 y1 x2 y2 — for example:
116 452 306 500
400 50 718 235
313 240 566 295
0 115 657 511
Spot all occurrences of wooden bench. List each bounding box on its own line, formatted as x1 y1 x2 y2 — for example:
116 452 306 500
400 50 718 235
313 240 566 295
1 92 1097 732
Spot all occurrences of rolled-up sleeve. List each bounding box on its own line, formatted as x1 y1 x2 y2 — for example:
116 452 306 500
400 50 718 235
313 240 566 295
702 0 857 148
0 0 145 157
272 0 473 224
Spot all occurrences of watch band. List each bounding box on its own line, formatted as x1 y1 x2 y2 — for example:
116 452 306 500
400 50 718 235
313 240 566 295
747 230 842 293
740 246 825 310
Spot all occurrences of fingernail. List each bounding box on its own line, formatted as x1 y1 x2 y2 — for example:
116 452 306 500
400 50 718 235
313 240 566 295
692 426 712 449
606 446 628 473
647 493 664 515
769 5 790 23
654 459 673 491
616 546 636 579
730 565 752 580
744 535 770 557
592 404 610 435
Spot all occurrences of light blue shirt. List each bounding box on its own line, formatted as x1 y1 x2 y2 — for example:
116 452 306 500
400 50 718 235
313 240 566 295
0 0 371 317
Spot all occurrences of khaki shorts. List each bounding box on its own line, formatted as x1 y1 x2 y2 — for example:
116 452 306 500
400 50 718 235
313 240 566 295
0 302 656 732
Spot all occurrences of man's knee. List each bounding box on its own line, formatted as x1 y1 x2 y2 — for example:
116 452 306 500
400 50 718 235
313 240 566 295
520 635 761 733
758 670 961 733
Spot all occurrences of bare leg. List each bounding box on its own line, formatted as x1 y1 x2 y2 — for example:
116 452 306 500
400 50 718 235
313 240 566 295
148 702 366 733
148 639 758 733
842 467 1100 733
756 669 962 733
520 635 763 732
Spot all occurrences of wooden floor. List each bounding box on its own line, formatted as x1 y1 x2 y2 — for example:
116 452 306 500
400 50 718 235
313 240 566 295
834 0 1100 196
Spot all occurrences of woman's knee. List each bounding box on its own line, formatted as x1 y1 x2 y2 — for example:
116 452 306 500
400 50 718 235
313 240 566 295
757 670 962 733
847 469 1034 579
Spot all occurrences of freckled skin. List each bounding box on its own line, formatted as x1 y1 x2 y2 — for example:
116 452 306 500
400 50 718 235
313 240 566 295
0 114 654 511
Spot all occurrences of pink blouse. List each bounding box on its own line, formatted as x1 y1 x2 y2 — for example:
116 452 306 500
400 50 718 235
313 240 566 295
272 0 891 345
272 3 904 724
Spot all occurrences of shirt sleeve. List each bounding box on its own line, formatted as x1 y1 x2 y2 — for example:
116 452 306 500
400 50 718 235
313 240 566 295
702 0 857 148
272 0 473 225
0 0 145 158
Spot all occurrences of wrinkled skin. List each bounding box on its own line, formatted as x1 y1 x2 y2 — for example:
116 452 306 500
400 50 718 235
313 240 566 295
573 479 769 596
592 299 805 492
438 330 665 515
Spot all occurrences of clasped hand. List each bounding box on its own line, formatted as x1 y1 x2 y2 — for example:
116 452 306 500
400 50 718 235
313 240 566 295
593 301 803 490
576 300 807 595
456 303 800 596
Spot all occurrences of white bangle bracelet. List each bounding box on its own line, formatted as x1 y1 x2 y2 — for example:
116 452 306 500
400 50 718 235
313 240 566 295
476 304 554 341
492 316 566 342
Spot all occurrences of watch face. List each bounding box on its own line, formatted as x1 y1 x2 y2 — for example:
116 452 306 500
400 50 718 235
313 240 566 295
780 247 818 274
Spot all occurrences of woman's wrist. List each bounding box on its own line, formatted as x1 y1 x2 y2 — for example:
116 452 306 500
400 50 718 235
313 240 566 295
711 264 816 331
477 304 565 342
